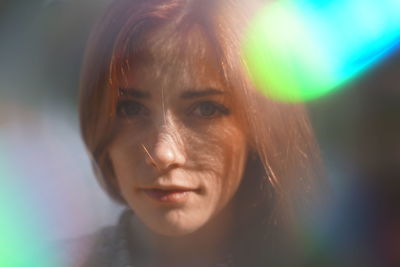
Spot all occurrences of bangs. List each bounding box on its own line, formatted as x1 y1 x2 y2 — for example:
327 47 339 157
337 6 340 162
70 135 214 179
108 12 228 92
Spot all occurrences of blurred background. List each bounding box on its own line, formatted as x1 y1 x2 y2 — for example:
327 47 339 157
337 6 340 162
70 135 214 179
0 0 120 244
0 0 399 266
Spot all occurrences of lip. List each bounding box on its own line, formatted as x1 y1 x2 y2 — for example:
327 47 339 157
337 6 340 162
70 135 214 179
140 186 199 204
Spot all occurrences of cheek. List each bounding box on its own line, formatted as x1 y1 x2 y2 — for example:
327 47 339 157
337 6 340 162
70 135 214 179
107 137 144 189
219 133 248 204
185 120 248 205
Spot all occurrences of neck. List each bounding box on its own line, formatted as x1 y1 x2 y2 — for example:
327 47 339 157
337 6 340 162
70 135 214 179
131 204 236 267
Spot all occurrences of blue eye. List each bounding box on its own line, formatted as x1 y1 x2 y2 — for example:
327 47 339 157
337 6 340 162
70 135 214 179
190 101 229 118
117 101 149 118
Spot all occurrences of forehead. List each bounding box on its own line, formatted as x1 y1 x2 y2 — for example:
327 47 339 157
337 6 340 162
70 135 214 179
116 25 226 93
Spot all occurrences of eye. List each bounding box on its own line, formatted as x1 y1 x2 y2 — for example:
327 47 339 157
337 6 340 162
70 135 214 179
117 101 150 118
189 101 229 118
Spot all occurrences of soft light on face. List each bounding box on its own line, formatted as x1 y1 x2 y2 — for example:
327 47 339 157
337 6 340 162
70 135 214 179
107 34 248 236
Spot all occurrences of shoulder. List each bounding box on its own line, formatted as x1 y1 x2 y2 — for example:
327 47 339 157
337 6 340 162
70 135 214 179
85 209 137 267
53 209 135 267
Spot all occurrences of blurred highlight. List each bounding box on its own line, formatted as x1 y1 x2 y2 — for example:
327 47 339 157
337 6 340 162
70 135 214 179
0 152 57 267
0 1 120 266
243 0 400 102
0 105 121 267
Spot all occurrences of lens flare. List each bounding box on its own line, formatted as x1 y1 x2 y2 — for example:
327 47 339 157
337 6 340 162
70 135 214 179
0 150 58 267
243 0 400 102
0 109 120 267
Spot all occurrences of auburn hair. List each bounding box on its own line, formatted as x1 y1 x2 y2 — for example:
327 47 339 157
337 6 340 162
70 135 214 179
80 0 324 231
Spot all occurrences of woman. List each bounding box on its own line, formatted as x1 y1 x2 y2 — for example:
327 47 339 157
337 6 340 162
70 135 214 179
79 0 324 266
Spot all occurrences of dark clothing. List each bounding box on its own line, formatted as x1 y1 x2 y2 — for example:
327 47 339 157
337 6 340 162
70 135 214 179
57 209 340 267
82 210 137 267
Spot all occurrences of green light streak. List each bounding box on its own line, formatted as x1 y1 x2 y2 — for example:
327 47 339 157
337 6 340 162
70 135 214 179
0 150 58 267
243 0 400 102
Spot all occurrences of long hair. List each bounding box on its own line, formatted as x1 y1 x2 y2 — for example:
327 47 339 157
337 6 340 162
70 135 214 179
79 0 324 258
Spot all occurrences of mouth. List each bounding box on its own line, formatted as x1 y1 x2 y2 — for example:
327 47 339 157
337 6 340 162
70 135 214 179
140 186 199 204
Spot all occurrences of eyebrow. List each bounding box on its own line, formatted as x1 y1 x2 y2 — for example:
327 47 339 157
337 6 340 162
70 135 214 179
119 88 151 99
180 88 224 99
118 88 224 99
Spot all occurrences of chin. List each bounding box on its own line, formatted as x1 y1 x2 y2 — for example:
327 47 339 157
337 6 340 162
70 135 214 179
143 209 211 237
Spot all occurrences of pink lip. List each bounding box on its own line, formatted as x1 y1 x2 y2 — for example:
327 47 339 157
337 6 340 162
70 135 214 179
141 188 197 204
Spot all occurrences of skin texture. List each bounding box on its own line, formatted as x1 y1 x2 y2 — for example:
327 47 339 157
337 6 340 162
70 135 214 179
107 31 248 238
79 1 324 266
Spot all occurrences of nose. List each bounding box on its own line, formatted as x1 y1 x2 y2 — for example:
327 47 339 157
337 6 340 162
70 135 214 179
144 125 186 172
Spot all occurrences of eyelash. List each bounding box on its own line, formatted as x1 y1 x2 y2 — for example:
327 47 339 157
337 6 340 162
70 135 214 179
188 101 230 119
116 100 230 119
116 100 150 118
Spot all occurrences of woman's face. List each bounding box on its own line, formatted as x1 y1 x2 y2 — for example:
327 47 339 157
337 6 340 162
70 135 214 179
108 40 248 236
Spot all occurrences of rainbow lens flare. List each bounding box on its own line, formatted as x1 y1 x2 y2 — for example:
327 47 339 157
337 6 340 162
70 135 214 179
0 150 58 267
243 0 400 102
